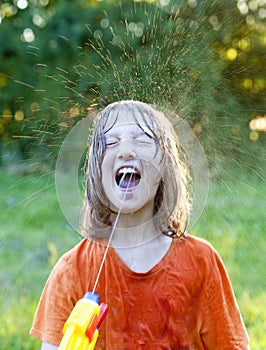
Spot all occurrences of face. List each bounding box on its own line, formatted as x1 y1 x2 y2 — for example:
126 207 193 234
101 107 164 216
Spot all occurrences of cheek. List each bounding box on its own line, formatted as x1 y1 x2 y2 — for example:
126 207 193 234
101 165 111 192
101 153 112 175
144 152 164 178
101 158 107 175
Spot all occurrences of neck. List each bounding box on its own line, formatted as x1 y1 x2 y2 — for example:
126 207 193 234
110 208 159 248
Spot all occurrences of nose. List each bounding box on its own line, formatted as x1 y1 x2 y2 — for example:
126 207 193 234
117 140 136 160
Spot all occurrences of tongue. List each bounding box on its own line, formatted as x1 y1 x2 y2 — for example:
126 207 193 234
119 173 137 189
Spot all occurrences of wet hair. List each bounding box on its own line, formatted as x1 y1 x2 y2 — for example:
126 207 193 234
80 100 190 239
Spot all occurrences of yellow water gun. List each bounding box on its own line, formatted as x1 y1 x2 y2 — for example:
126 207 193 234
58 292 108 350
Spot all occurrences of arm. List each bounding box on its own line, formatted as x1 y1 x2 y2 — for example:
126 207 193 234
30 252 83 348
41 342 58 350
200 246 250 349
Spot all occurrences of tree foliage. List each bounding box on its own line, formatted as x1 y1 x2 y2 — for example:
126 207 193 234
0 0 265 169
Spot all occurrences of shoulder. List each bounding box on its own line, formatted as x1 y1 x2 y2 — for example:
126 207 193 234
50 238 106 293
49 238 88 277
57 237 105 268
51 236 105 285
178 234 219 260
175 235 227 279
59 237 93 260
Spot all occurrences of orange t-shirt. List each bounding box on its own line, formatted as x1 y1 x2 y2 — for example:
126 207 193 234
30 235 249 349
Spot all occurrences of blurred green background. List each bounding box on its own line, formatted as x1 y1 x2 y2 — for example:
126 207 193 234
0 0 265 349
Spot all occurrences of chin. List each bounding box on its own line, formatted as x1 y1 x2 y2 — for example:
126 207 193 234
111 193 155 217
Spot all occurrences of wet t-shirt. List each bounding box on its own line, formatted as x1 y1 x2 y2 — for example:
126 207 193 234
30 235 249 349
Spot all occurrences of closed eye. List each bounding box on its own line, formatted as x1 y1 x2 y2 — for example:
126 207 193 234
135 133 155 145
105 137 119 148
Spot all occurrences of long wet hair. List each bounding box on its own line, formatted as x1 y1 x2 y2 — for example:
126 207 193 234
80 100 190 239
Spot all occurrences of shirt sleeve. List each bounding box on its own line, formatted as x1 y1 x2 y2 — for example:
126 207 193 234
200 247 249 350
30 254 84 346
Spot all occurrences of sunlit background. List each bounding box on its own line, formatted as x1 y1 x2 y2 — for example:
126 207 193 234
0 0 265 349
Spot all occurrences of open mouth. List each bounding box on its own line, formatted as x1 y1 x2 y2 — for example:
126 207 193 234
115 166 141 189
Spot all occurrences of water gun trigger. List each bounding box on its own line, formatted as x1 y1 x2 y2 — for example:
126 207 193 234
85 302 108 342
97 303 109 329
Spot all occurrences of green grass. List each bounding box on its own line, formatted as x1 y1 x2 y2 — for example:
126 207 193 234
0 167 265 349
0 170 79 349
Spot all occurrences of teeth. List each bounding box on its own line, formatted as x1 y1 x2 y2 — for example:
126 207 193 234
118 167 138 175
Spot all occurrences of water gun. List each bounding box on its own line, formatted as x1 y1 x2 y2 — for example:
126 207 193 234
58 292 108 350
